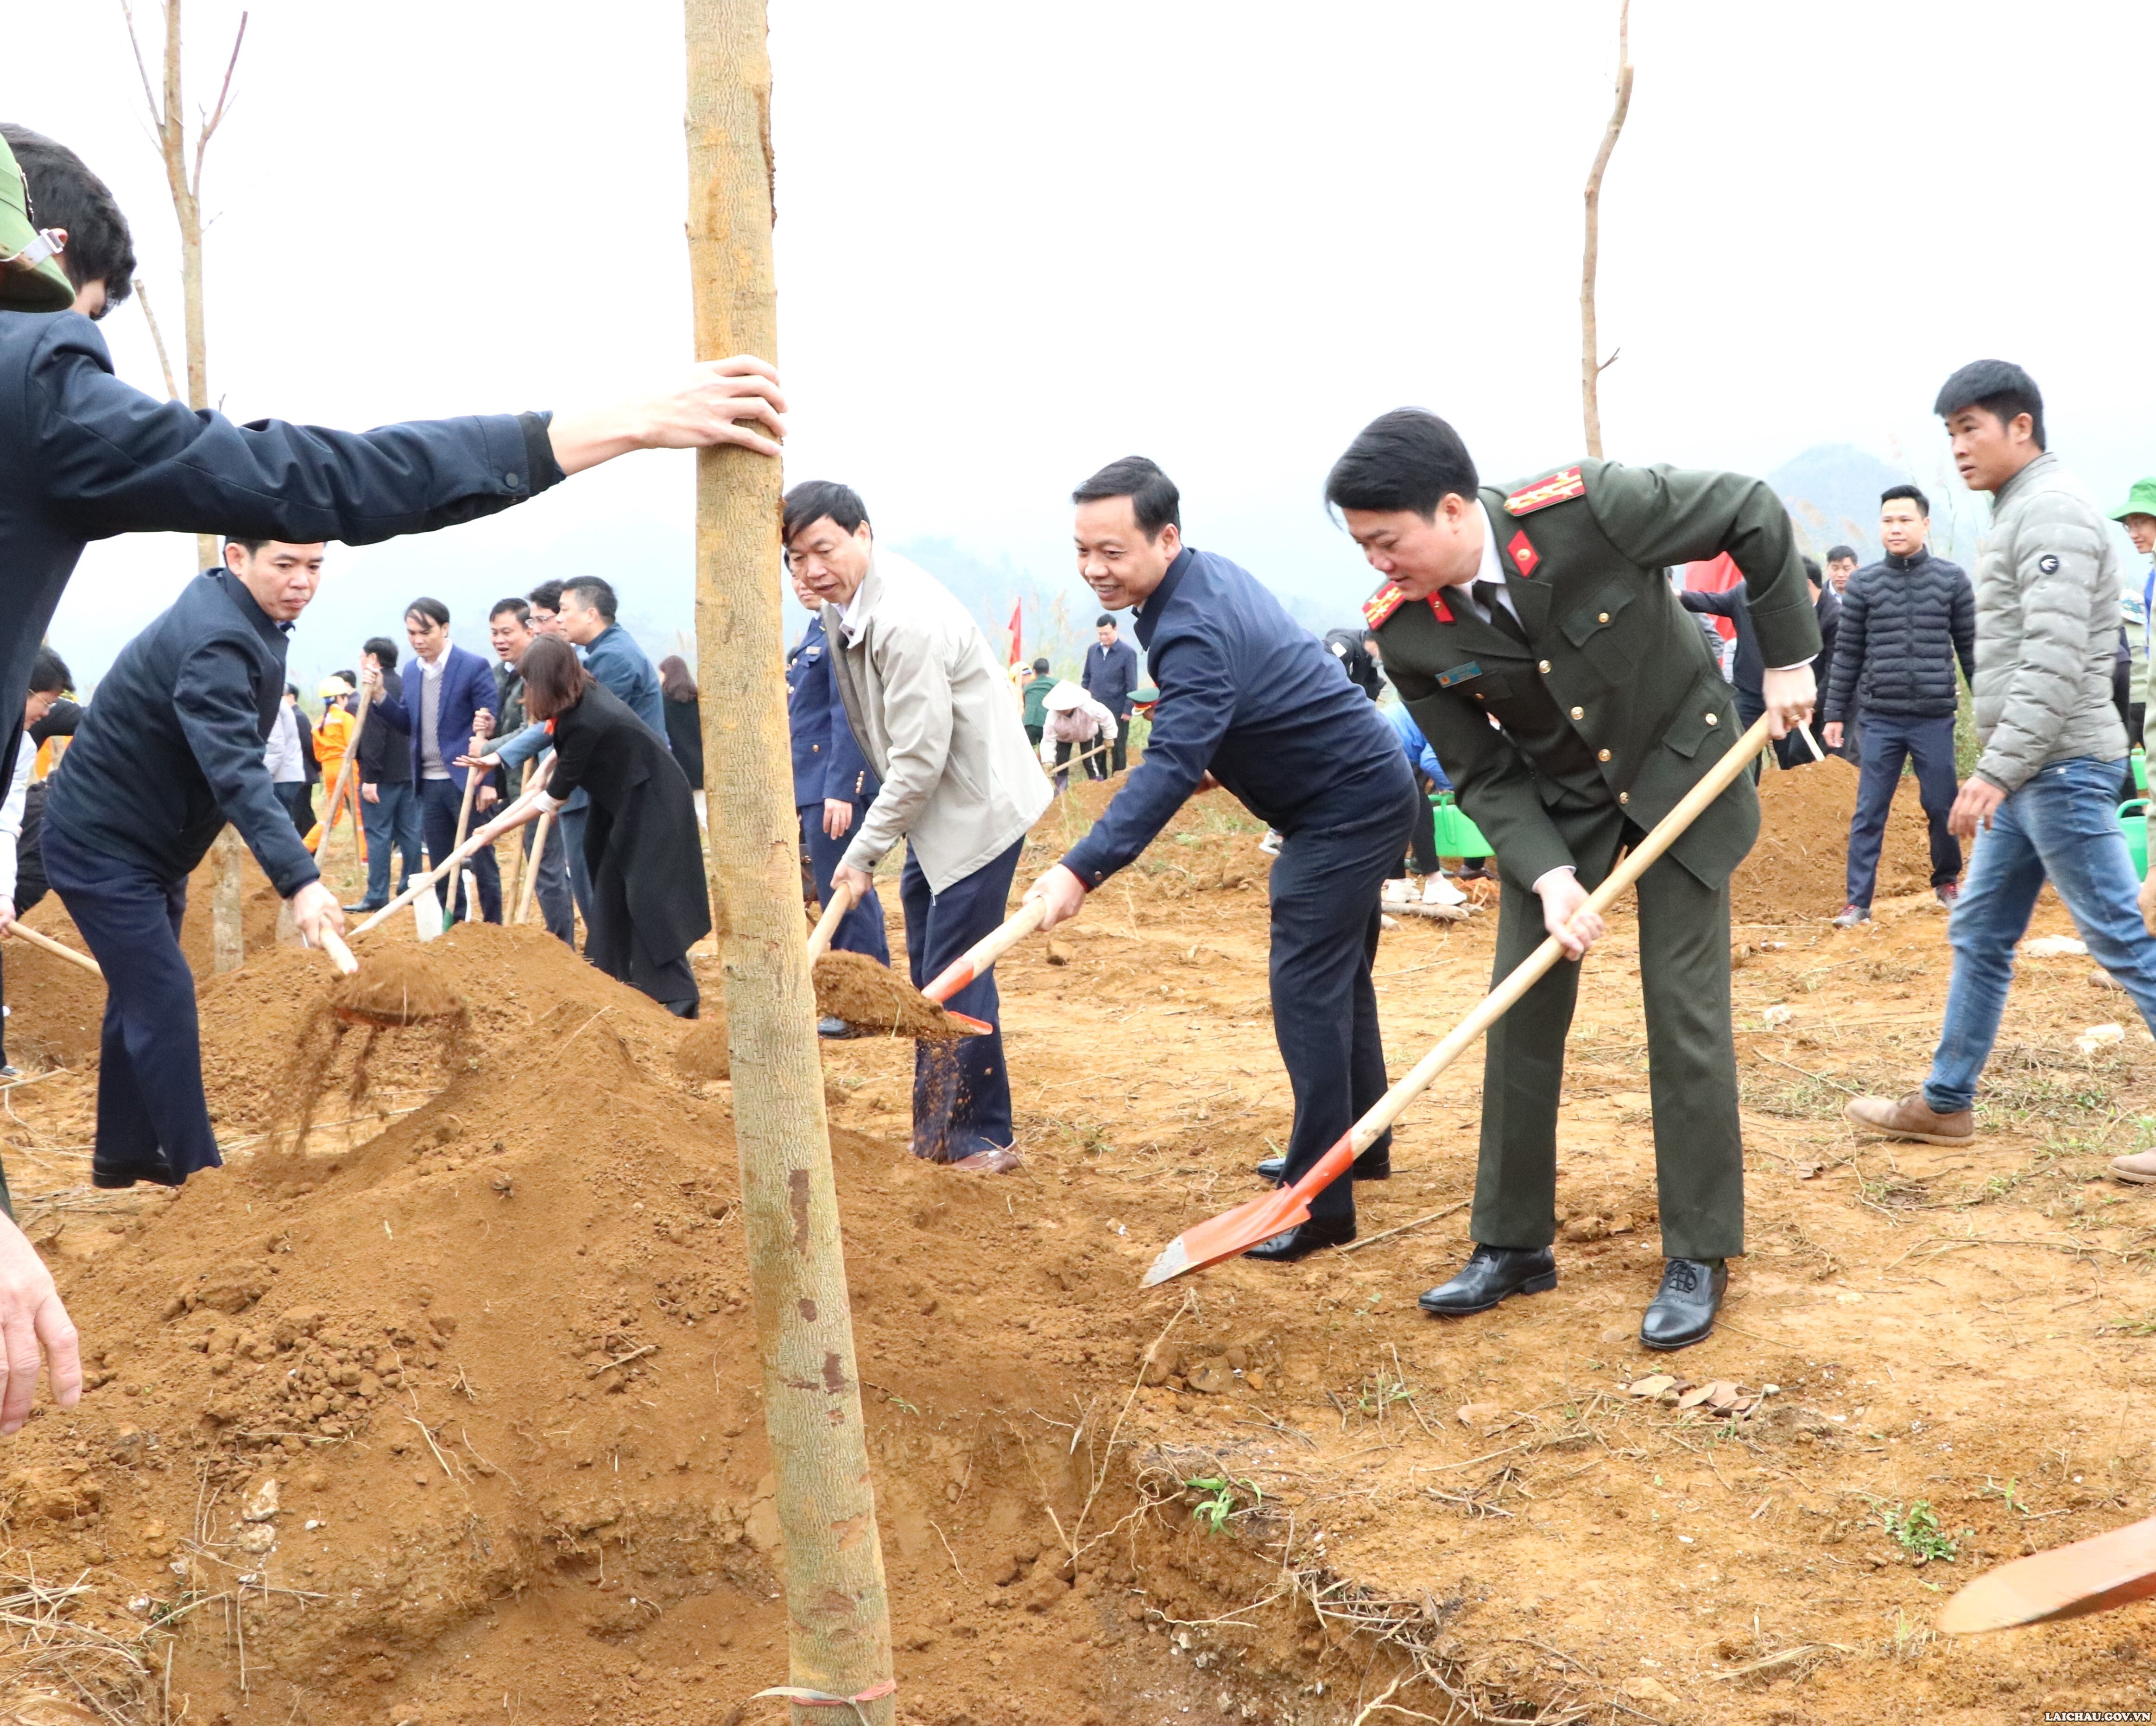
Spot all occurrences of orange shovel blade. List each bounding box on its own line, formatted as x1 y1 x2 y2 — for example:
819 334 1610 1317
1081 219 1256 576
1143 1185 1312 1287
947 1010 993 1037
1940 1515 2156 1633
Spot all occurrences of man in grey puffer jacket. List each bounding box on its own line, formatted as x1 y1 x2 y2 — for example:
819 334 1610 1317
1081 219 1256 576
1848 361 2156 1164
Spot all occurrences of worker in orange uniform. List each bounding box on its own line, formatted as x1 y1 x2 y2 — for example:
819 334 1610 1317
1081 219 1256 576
306 674 366 861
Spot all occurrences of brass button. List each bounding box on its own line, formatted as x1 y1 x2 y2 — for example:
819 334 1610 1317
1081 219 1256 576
1569 706 1584 720
1538 660 1551 674
1597 611 1611 624
1618 792 1630 805
1597 749 1612 762
1705 712 1719 726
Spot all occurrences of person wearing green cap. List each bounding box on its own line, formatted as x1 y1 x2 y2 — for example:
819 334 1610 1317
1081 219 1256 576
0 122 790 1438
2112 476 2156 751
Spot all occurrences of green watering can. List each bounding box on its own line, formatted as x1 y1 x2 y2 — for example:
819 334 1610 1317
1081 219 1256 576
2122 799 2150 881
1429 792 1492 863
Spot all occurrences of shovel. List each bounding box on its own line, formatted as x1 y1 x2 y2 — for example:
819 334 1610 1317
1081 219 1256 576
1939 1515 2156 1633
305 924 464 1029
347 783 550 941
1144 712 1776 1286
916 898 1050 1033
3 922 102 978
804 879 858 964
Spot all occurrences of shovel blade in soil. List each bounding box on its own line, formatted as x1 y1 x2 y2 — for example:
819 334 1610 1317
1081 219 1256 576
1940 1515 2156 1633
1143 1186 1310 1286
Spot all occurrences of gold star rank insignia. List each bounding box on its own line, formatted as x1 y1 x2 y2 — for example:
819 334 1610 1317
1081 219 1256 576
1504 466 1586 516
1363 582 1408 628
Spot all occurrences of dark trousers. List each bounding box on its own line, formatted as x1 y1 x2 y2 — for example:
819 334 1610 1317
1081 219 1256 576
900 838 1022 1161
559 800 594 929
1846 711 1961 907
41 818 218 1187
419 776 500 923
360 780 423 906
1111 716 1131 774
1404 779 1440 877
524 812 575 945
1272 775 1421 1224
800 801 888 964
1477 807 1744 1261
1055 738 1107 786
275 781 312 835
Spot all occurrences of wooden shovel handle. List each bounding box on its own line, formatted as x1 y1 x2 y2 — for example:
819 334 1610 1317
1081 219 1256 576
1293 713 1775 1193
348 782 550 939
314 928 360 976
922 898 1050 1003
4 922 102 977
804 879 859 964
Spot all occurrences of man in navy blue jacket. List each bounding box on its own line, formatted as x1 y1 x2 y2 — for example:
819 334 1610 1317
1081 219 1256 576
370 598 506 923
1027 458 1419 1258
787 573 887 984
44 542 332 1191
1081 615 1141 772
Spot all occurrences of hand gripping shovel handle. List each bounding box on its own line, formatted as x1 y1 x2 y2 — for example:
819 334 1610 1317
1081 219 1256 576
312 928 360 976
348 782 550 939
4 922 102 977
804 879 859 964
921 897 1050 1004
1144 711 1777 1286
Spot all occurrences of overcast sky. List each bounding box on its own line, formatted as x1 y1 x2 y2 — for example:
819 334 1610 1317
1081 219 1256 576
11 1 2156 681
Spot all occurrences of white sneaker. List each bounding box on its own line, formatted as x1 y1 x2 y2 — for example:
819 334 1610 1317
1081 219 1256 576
1423 875 1467 907
1259 830 1282 856
1382 878 1413 906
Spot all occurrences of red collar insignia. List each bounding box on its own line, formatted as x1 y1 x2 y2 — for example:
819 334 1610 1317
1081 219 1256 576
1362 582 1407 629
1507 530 1540 578
1430 592 1456 624
1503 465 1586 516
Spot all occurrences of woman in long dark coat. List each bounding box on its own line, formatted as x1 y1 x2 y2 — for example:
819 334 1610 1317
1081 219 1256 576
519 637 709 1016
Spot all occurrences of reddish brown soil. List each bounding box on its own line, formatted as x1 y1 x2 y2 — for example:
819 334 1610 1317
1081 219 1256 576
1736 754 1939 922
814 952 971 1040
0 781 2144 1724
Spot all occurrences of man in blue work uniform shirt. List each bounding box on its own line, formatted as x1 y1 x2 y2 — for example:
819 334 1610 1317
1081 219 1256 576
1026 457 1419 1258
787 571 888 997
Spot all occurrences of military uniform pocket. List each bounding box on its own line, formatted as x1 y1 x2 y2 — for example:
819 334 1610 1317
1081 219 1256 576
1562 579 1639 683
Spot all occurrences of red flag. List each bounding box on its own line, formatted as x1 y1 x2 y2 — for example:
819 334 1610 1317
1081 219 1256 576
1008 600 1023 669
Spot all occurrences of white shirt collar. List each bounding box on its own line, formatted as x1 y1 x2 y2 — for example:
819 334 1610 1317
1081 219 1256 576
1475 501 1504 587
839 578 870 644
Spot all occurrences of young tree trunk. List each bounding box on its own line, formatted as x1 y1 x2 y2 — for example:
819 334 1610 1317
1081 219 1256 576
683 6 896 1723
1580 0 1633 459
210 826 245 973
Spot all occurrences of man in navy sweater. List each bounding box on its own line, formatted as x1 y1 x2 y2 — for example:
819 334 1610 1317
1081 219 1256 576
45 542 332 1192
370 598 505 923
1026 458 1419 1257
787 571 887 989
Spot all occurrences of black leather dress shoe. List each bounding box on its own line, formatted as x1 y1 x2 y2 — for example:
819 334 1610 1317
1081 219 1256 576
1640 1257 1727 1350
1243 1214 1356 1262
343 901 386 915
92 1156 178 1192
1254 1149 1390 1183
1418 1244 1557 1316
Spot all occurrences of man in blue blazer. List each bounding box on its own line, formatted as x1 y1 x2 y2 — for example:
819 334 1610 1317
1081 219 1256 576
787 573 887 991
371 597 504 922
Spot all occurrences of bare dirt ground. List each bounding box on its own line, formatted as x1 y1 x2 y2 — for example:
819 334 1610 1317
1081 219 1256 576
0 759 2151 1725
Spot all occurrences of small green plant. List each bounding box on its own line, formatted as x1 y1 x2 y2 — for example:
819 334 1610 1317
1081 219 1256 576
1880 1499 1967 1564
1979 1477 2029 1515
1182 1475 1259 1535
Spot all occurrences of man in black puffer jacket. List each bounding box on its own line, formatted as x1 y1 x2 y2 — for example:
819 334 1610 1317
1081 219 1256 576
1820 484 1976 922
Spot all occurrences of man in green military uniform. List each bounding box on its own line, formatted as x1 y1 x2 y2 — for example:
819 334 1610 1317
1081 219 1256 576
1327 410 1819 1349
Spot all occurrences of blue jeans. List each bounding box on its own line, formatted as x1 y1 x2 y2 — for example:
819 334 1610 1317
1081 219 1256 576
1925 756 2156 1113
360 781 423 906
1847 712 1961 907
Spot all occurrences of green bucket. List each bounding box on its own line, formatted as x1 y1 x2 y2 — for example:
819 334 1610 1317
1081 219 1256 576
1430 792 1491 862
2135 749 2148 794
2121 799 2150 880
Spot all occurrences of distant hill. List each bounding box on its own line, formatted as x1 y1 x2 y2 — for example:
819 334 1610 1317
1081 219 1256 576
1767 444 1915 565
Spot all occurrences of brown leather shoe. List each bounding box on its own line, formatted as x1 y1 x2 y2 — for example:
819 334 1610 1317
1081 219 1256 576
2110 1149 2156 1185
1845 1091 1974 1147
948 1147 1022 1174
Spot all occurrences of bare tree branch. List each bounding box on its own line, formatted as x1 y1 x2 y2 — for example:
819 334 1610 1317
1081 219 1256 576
134 280 182 402
190 11 248 200
1580 0 1633 460
118 0 167 133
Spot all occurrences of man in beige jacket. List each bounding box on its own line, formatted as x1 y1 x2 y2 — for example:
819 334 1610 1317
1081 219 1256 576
790 481 1051 1171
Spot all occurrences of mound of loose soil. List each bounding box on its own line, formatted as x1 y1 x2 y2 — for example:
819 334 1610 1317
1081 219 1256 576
1733 756 1939 922
672 1012 731 1081
814 951 973 1039
327 948 465 1028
